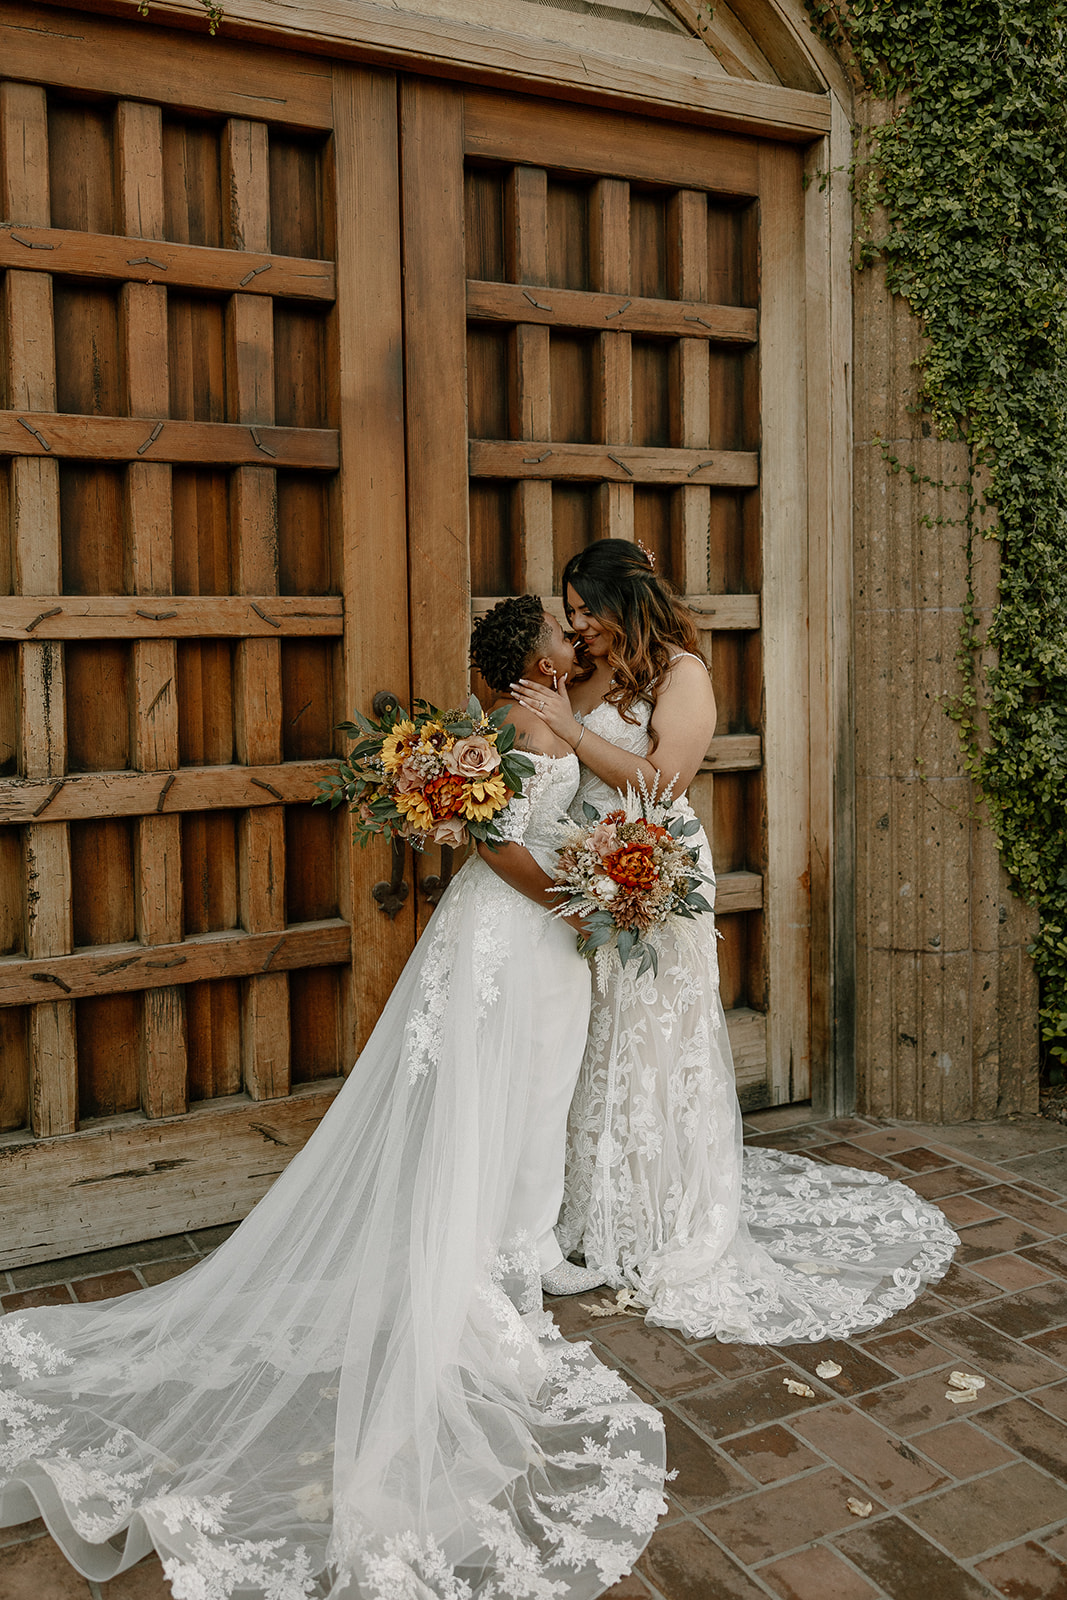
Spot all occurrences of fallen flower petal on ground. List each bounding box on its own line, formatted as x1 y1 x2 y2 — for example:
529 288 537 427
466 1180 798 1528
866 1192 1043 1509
816 1360 843 1379
783 1377 816 1397
846 1498 874 1518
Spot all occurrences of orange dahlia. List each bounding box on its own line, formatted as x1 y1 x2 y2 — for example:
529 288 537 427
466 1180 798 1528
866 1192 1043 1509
603 843 658 890
424 772 468 821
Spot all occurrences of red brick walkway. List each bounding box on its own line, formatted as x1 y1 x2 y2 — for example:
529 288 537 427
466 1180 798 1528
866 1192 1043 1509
4 1109 1067 1599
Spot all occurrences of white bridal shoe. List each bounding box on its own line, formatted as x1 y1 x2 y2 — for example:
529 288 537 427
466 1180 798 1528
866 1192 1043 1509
540 1261 610 1297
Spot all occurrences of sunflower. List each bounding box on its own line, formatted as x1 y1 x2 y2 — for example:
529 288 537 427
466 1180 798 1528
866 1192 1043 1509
417 720 453 755
394 787 435 831
460 774 509 821
380 720 417 774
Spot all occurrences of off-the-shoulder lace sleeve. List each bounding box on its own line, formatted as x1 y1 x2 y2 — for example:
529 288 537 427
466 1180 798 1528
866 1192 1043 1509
492 754 552 846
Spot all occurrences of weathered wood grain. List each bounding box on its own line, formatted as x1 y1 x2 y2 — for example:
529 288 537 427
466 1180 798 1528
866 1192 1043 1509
759 142 811 1104
465 91 771 187
1 77 78 1136
726 1007 770 1109
223 113 291 1095
0 411 339 469
14 0 831 142
472 592 760 629
503 165 553 596
469 440 758 487
714 870 763 913
0 224 336 299
468 280 756 343
118 96 189 1120
0 594 342 639
401 80 470 711
0 4 335 128
331 64 415 1051
0 918 351 1007
0 1081 343 1270
0 758 336 823
701 734 762 771
589 177 633 541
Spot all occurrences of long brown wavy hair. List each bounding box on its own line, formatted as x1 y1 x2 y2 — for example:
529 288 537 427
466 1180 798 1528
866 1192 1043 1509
561 541 705 735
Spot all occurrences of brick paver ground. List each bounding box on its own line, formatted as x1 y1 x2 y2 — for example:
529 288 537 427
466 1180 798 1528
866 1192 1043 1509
4 1108 1067 1599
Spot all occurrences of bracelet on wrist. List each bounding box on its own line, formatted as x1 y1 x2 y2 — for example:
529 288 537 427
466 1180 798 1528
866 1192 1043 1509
574 725 586 751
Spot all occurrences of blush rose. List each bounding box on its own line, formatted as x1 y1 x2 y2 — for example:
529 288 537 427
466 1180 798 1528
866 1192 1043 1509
445 735 501 779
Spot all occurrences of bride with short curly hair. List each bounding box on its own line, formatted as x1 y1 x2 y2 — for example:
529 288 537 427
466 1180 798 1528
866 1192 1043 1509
0 596 665 1600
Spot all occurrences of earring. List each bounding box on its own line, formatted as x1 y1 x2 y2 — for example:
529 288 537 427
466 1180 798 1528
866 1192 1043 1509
551 670 558 689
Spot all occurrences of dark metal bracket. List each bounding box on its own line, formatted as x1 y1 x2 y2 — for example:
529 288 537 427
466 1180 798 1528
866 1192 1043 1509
372 834 410 920
420 845 454 907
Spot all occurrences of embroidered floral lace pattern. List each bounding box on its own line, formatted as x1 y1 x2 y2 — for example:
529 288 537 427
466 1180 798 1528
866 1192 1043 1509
405 754 578 1081
327 1241 666 1600
1 744 664 1599
560 699 958 1344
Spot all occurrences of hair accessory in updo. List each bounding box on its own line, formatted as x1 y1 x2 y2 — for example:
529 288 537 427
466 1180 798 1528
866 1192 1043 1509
635 538 656 571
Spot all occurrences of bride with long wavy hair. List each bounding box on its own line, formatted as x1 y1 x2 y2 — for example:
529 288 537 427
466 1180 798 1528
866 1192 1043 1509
511 539 958 1344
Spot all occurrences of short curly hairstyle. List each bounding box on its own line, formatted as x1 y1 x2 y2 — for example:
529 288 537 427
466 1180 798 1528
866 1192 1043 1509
470 595 552 692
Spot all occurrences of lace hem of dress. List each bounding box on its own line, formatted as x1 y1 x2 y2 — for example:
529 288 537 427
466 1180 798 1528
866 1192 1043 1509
0 1237 667 1600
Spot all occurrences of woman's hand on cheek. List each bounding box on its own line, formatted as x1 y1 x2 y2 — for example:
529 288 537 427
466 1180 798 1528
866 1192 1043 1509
509 674 576 741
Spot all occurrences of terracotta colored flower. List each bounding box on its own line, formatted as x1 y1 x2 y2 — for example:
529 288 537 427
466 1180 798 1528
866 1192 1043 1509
604 843 658 890
424 773 468 820
444 734 501 779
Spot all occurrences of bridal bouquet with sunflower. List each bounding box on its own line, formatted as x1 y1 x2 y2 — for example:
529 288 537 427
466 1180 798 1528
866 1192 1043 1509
316 696 535 850
551 776 713 982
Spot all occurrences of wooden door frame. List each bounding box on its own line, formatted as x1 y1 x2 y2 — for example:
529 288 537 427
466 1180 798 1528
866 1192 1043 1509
398 76 856 1114
7 2 857 1119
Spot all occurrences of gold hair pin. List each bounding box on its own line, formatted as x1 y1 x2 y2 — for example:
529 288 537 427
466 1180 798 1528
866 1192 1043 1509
636 538 656 571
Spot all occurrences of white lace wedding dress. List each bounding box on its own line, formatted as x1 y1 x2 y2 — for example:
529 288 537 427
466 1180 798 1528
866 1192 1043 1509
557 698 958 1343
0 752 667 1600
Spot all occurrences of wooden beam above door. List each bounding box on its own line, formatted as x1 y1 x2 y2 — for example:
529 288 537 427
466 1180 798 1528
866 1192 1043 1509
16 1 831 141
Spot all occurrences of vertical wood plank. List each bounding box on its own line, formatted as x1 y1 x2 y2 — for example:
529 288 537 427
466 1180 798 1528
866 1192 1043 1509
401 79 470 938
669 190 712 591
117 98 188 1118
590 178 633 541
2 81 77 1135
401 78 470 706
222 116 290 1100
806 96 855 1113
332 65 414 1043
759 144 811 1104
505 166 553 595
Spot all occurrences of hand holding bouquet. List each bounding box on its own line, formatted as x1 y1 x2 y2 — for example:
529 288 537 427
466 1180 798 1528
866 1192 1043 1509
551 776 713 982
316 697 534 850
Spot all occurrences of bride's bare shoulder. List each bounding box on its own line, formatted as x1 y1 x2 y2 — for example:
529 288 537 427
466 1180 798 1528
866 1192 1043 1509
498 701 564 756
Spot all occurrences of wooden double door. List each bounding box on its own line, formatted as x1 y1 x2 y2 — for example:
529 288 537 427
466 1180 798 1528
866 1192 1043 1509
0 5 812 1265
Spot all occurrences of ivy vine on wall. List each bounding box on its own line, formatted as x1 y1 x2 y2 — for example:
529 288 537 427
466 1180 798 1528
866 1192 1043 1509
807 0 1067 1066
